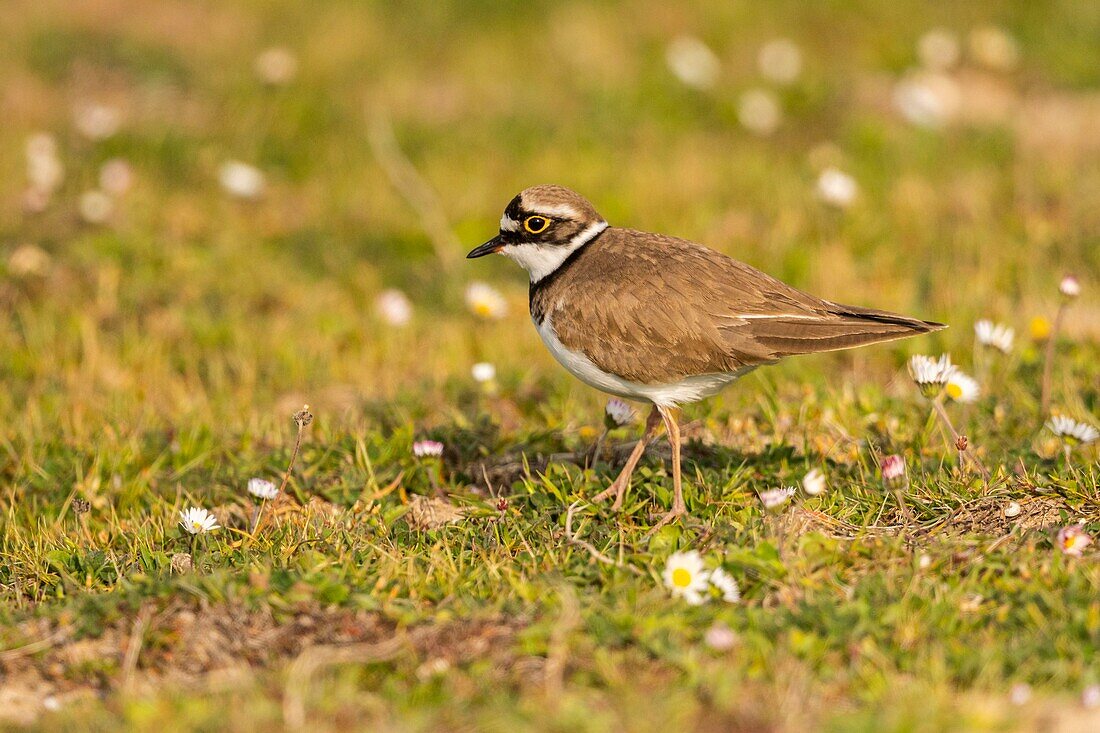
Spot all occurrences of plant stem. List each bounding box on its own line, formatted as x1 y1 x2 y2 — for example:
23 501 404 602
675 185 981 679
1040 302 1066 415
930 397 990 483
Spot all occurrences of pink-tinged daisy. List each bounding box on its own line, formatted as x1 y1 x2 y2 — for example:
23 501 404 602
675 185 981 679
758 486 795 511
1059 274 1080 299
604 398 636 427
1056 524 1093 557
881 454 906 483
412 440 444 458
375 289 412 326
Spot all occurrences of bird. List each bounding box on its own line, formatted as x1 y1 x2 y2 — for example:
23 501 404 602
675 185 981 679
467 185 944 530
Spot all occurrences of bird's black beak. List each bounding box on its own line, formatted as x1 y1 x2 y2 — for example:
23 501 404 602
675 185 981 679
466 235 505 259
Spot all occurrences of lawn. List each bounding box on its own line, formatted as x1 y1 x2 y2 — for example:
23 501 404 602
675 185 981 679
1 1 1098 731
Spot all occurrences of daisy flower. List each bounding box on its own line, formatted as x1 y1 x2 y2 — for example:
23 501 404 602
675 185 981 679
179 507 219 535
1056 524 1092 557
465 281 507 320
665 36 720 90
758 486 795 511
78 190 113 224
708 567 741 603
471 362 496 384
703 622 738 651
816 168 858 208
99 158 134 195
663 550 711 605
917 29 960 71
247 478 279 500
604 398 636 427
413 440 444 458
74 102 122 141
1059 274 1080 299
908 354 956 398
758 38 802 84
881 454 906 483
802 468 826 497
945 371 980 403
219 161 265 200
893 72 960 129
737 88 782 136
1045 416 1099 447
375 289 412 326
1082 685 1100 709
974 320 1014 353
254 47 298 86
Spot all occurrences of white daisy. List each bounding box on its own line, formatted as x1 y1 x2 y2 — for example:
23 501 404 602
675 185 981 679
917 29 960 71
254 47 298 86
908 354 957 398
1010 683 1032 706
413 440 444 458
703 622 738 651
218 161 265 200
375 289 412 326
1082 684 1100 709
465 281 507 320
758 38 802 84
708 567 741 603
471 362 496 383
737 88 782 136
99 158 134 195
974 320 1014 353
758 486 795 511
179 507 219 535
1059 274 1080 299
604 398 636 427
816 168 858 208
74 102 122 140
662 550 711 605
945 371 980 403
77 190 113 224
665 36 720 90
893 71 960 129
802 468 826 497
247 478 279 500
1045 416 1099 446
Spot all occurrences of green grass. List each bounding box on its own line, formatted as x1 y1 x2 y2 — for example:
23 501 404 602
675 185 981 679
1 1 1099 731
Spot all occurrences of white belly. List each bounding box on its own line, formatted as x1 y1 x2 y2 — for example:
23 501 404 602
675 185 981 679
535 316 748 407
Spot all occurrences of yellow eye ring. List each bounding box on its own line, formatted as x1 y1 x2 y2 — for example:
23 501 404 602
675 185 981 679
523 215 550 234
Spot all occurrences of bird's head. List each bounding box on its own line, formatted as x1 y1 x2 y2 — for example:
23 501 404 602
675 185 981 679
467 185 608 282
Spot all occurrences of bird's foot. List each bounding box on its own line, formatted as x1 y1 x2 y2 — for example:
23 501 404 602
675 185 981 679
591 477 629 509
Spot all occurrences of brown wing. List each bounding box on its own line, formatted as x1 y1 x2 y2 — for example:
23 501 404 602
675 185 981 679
545 228 943 384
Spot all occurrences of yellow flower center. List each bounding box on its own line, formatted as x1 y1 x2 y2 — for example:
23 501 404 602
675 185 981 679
671 568 693 588
1063 535 1081 550
191 521 203 531
1029 316 1051 341
473 302 492 317
946 382 963 399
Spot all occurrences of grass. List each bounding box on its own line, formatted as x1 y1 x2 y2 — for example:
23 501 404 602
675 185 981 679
1 0 1099 730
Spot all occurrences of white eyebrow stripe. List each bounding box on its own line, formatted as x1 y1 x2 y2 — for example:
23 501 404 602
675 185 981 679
527 203 581 219
500 214 520 232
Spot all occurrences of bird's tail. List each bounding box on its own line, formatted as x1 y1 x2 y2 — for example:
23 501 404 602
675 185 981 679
749 303 945 357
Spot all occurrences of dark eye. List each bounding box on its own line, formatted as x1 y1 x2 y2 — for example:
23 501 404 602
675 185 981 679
523 216 550 234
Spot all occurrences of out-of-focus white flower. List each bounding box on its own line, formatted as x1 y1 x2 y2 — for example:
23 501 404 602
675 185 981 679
254 47 298 86
708 567 741 603
893 71 961 128
219 160 266 200
918 553 932 569
1004 501 1021 518
25 133 64 193
78 190 113 224
465 281 507 320
704 622 738 651
758 38 802 84
247 478 279 500
881 454 906 482
802 468 826 496
1045 416 1099 446
179 506 220 534
758 486 795 511
974 320 1014 353
918 29 961 70
604 398 636 427
471 362 496 383
816 167 858 208
99 159 134 195
1082 684 1100 709
1056 524 1092 557
945 371 980 403
413 440 444 458
663 550 711 605
665 36 720 90
7 244 52 278
737 88 782 136
968 26 1019 71
74 102 122 140
908 354 957 398
375 288 413 326
1059 274 1080 299
1009 683 1032 706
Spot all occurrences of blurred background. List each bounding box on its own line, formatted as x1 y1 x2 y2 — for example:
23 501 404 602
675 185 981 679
2 0 1098 436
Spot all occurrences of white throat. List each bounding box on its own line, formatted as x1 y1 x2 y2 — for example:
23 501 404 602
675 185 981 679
500 221 608 283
